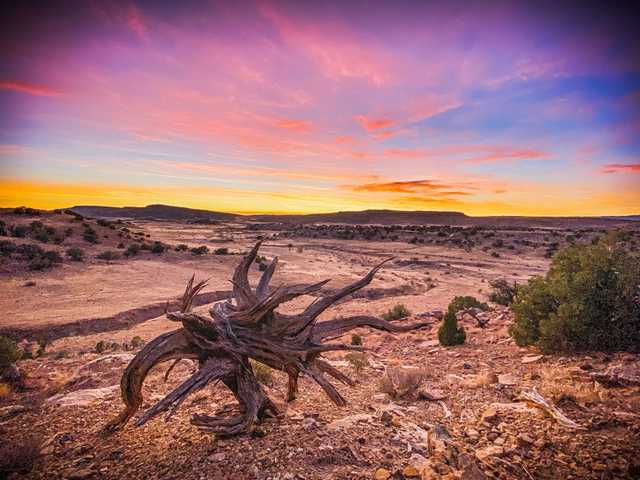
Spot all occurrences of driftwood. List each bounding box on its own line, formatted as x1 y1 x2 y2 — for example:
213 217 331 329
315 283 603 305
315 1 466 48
104 241 431 436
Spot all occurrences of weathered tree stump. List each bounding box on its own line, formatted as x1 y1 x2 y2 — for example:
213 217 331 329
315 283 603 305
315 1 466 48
104 241 431 436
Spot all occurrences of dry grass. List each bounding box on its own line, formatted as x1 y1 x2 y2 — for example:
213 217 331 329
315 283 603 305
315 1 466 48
0 382 11 398
538 366 601 406
379 366 427 399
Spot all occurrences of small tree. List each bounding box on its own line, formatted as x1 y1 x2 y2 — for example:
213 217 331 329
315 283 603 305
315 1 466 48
438 309 466 346
382 303 411 321
0 336 22 367
510 235 640 352
489 279 518 306
66 247 85 262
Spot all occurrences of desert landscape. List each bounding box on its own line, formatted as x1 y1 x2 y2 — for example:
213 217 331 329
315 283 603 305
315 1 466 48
1 206 639 479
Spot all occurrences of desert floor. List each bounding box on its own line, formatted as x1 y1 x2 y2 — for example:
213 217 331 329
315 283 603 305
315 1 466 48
1 213 638 479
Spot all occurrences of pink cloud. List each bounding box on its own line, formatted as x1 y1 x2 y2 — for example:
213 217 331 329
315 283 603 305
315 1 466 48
355 115 395 131
602 163 640 174
0 80 60 97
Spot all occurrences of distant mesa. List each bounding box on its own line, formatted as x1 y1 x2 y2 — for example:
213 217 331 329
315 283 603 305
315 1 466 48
66 205 639 228
69 204 236 222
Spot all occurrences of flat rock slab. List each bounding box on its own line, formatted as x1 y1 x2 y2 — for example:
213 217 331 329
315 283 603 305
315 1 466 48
521 354 544 364
46 385 120 407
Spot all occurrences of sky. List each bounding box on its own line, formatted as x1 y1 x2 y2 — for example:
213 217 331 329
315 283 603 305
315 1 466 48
0 0 639 215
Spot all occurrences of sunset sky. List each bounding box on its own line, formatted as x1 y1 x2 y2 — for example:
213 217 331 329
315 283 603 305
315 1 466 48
1 1 639 215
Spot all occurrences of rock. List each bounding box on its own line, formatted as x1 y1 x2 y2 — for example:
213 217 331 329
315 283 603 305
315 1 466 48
493 436 505 446
372 393 389 403
402 465 420 478
463 362 473 369
475 445 505 461
302 417 316 429
592 364 640 387
466 428 480 441
418 340 440 348
374 467 391 480
480 407 499 424
417 387 447 401
521 354 543 364
380 411 393 427
459 453 487 480
45 385 119 407
207 452 226 462
497 373 517 385
67 468 93 480
327 413 372 430
517 433 534 445
0 404 27 421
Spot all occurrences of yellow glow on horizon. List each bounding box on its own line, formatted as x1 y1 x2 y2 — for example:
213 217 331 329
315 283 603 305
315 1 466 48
1 178 638 217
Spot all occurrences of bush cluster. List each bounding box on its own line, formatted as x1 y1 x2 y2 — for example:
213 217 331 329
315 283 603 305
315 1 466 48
381 303 411 321
510 234 640 352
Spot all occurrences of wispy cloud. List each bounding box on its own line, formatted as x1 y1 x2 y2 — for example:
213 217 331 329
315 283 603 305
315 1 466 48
355 115 395 131
602 163 640 174
0 80 60 97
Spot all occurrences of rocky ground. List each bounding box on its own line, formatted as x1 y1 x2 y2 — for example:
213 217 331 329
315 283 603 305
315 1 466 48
1 309 639 479
1 211 639 479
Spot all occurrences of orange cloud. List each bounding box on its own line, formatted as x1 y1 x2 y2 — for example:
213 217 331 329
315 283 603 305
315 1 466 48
465 147 548 163
348 179 472 195
355 115 395 131
602 163 640 173
0 80 60 97
274 119 313 133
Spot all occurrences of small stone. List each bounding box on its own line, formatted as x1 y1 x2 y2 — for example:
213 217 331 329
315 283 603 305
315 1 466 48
207 452 226 462
487 431 499 441
417 387 447 401
374 467 391 480
521 355 543 364
518 433 534 445
302 417 316 429
475 445 505 461
493 436 505 446
67 468 92 480
480 407 499 424
497 373 517 386
0 404 27 421
534 438 546 448
463 362 473 369
402 465 420 478
380 410 393 427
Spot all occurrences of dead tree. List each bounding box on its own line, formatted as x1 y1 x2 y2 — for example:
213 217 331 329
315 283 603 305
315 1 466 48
104 241 431 436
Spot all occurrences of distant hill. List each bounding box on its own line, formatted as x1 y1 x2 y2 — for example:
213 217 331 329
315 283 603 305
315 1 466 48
66 205 639 228
70 204 236 222
249 209 469 225
250 210 638 228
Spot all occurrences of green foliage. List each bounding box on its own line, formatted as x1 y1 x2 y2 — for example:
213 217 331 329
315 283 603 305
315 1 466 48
83 227 99 244
96 250 120 261
66 247 85 262
191 245 209 255
27 250 62 270
12 206 40 215
448 296 488 313
95 341 107 353
489 279 518 306
131 336 145 348
510 237 640 352
150 242 165 254
350 334 362 346
438 308 466 346
10 225 28 238
214 247 229 255
175 243 188 252
0 240 16 256
124 243 141 257
0 336 22 367
381 303 411 321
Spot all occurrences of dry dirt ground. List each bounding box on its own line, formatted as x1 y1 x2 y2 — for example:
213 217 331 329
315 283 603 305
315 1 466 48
1 211 639 479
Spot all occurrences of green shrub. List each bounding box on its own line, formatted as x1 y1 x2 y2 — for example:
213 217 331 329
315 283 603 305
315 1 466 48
131 336 145 348
124 243 141 257
438 308 466 346
96 250 120 261
381 303 411 321
0 240 16 256
28 250 62 270
12 206 40 215
191 245 209 255
448 296 488 313
489 279 518 305
175 243 188 252
95 341 107 353
258 262 267 271
66 247 85 262
10 225 28 238
150 242 165 254
83 227 99 244
351 334 363 346
214 247 229 255
510 237 640 352
0 336 22 367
